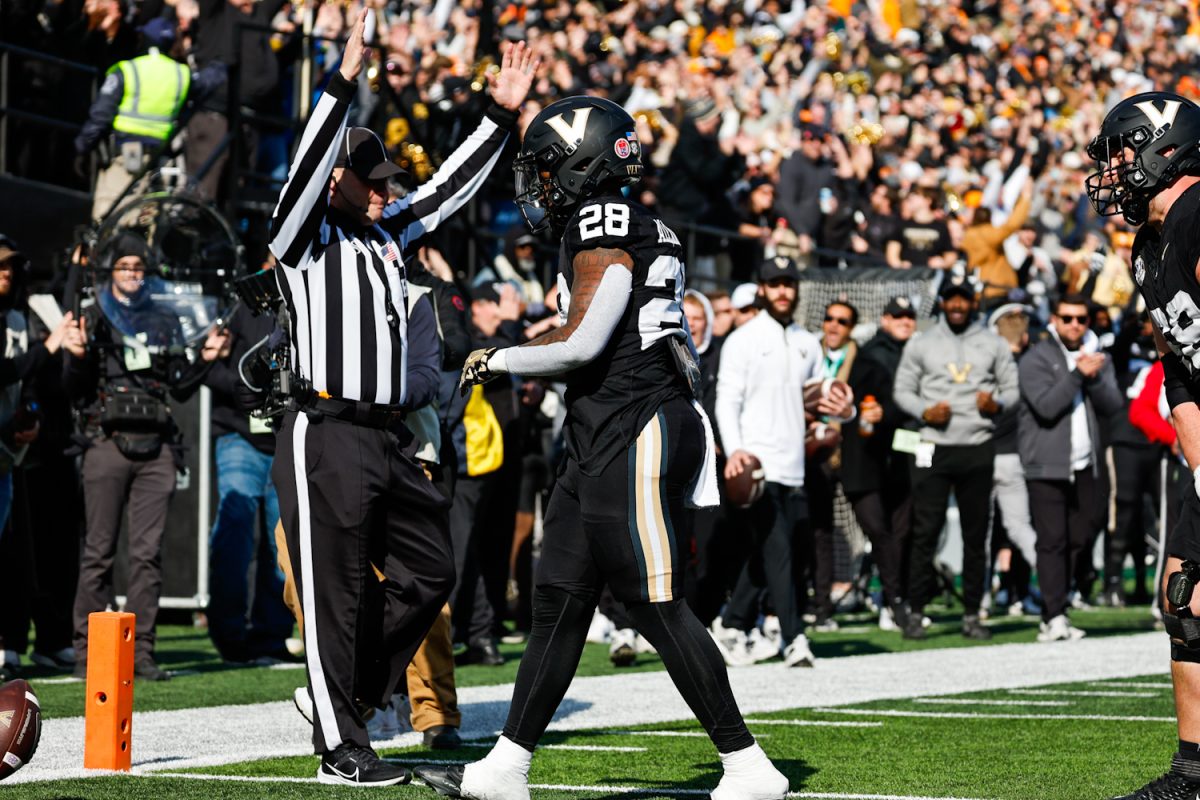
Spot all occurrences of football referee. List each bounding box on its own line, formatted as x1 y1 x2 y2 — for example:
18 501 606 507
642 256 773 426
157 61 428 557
269 11 537 787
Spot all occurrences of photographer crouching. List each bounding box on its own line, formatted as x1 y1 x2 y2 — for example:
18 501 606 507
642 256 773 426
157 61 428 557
66 232 229 681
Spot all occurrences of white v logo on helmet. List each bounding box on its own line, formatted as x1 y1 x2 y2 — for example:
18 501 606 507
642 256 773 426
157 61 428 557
545 108 592 147
1135 99 1182 132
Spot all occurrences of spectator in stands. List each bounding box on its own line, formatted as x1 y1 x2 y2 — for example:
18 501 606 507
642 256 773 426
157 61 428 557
1017 293 1122 642
886 185 957 270
851 183 900 265
729 176 779 282
841 295 917 632
186 0 291 201
893 275 1018 640
658 97 744 281
776 124 835 261
963 183 1033 308
74 18 226 221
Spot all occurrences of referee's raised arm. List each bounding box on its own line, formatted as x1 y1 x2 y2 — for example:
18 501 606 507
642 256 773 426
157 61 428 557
268 10 367 269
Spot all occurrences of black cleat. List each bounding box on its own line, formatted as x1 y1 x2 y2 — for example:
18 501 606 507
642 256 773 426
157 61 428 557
1109 772 1200 799
960 615 992 641
318 743 411 786
423 725 463 750
414 763 468 797
901 612 927 641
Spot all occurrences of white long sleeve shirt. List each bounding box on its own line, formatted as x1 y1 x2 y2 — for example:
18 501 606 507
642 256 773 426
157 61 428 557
715 311 823 488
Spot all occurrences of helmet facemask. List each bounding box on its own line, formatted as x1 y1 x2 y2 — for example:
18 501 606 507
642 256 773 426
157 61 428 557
1086 129 1153 226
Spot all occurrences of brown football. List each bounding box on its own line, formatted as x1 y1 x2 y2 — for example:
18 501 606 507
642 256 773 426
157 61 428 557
805 421 842 460
802 378 852 415
0 679 41 781
726 454 766 508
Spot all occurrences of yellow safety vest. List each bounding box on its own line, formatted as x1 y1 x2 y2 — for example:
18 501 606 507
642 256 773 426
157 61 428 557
111 53 190 142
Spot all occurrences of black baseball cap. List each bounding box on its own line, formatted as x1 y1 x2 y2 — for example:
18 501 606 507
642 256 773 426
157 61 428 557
334 127 407 182
883 294 917 318
757 255 802 283
471 282 502 304
939 275 977 301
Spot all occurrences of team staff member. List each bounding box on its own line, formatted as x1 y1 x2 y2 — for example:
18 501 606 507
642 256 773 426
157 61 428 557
416 96 792 800
711 257 855 668
268 12 536 787
1087 91 1200 800
892 275 1018 642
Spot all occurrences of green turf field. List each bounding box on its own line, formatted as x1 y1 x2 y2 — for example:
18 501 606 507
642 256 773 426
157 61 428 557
7 673 1177 799
3 602 1174 799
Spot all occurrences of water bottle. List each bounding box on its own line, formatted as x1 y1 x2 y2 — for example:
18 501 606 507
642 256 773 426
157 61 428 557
859 394 877 437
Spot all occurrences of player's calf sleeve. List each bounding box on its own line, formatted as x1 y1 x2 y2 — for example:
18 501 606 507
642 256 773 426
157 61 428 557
625 599 756 753
501 585 596 750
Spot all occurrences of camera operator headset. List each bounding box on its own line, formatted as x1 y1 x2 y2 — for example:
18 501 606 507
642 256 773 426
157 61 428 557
64 230 230 681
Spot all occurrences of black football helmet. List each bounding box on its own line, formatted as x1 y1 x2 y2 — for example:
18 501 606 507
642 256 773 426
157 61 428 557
1086 91 1200 225
514 96 644 234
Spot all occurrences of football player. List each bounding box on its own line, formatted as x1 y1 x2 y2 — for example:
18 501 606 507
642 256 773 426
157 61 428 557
413 98 794 799
1088 91 1200 800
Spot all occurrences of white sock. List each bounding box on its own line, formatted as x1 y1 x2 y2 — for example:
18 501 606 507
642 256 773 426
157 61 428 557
483 735 533 777
719 741 770 774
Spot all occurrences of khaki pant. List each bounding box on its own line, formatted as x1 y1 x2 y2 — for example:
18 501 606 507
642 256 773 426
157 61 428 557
274 521 460 731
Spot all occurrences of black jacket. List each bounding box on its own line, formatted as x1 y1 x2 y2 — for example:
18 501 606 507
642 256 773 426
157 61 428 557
839 329 911 496
202 305 276 455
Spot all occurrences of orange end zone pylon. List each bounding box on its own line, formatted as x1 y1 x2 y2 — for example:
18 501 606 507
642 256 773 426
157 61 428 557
83 611 135 771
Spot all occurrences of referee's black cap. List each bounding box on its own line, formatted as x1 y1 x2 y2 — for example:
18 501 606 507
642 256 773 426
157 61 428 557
335 127 407 182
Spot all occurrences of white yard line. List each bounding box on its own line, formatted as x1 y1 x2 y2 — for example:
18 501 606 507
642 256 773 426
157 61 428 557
913 698 1071 707
143 771 987 799
1007 689 1158 698
461 742 648 752
12 632 1167 785
743 719 884 727
813 708 1175 722
1088 681 1174 689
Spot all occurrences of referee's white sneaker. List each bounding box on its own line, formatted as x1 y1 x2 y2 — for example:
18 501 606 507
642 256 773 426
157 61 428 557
1037 614 1086 642
710 743 789 800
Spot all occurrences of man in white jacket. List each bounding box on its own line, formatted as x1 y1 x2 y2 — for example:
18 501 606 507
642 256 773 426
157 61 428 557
713 256 853 667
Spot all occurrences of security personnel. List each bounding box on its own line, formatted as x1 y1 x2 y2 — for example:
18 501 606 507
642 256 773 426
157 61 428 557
73 17 225 221
267 12 535 786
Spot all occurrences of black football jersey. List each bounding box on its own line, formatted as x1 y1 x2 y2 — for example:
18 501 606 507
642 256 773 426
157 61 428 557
556 193 691 475
1132 181 1200 397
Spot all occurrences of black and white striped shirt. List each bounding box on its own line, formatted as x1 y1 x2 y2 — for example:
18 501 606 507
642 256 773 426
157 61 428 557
268 72 516 406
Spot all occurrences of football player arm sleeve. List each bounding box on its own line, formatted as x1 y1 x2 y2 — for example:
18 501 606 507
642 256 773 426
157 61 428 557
490 247 633 377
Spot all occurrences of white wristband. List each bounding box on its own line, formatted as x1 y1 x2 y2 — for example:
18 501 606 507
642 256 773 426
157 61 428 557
1194 465 1200 500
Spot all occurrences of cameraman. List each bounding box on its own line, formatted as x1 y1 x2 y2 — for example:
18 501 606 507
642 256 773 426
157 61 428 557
65 232 228 681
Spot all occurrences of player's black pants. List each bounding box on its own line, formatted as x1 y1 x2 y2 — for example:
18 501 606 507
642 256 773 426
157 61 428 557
908 441 994 616
1029 468 1104 621
501 396 754 754
273 410 454 754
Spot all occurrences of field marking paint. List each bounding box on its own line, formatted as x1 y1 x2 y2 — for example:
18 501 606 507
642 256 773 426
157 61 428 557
1008 689 1158 698
142 772 987 798
814 708 1175 722
913 698 1071 707
461 742 648 752
1088 681 1173 689
744 719 884 727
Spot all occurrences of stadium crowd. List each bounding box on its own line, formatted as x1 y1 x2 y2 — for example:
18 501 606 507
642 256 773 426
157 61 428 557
0 0 1195 743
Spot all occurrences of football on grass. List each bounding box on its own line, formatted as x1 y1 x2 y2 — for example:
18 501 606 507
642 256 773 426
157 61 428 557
803 378 851 414
726 453 766 508
0 679 41 781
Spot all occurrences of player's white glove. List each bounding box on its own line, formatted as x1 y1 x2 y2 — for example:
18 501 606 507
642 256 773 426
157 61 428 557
459 347 499 396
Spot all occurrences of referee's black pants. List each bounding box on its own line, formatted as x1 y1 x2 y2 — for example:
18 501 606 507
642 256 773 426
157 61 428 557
273 410 454 754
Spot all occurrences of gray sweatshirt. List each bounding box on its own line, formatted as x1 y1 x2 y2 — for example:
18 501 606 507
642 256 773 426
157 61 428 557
893 318 1019 446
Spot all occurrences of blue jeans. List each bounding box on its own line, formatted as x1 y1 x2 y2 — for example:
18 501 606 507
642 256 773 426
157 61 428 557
208 434 291 659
